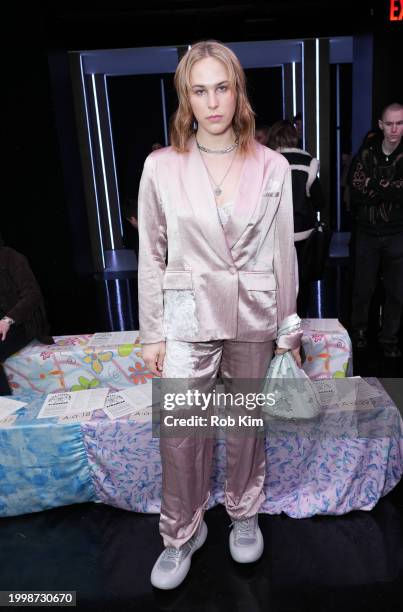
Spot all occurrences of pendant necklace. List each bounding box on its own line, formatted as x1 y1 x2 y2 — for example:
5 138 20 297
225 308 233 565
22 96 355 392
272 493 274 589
199 149 237 196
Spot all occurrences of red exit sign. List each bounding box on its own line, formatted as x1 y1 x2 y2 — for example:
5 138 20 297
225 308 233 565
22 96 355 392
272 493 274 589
390 0 403 20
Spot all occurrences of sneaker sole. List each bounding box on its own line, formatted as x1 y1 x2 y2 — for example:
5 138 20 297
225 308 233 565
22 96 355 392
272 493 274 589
151 521 208 590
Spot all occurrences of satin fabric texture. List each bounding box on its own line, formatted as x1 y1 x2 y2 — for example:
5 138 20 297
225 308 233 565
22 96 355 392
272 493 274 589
137 136 302 349
159 339 273 549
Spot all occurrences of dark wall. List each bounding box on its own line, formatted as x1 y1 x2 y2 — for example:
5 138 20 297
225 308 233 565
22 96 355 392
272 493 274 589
244 67 283 127
330 63 353 230
372 28 403 121
107 74 174 200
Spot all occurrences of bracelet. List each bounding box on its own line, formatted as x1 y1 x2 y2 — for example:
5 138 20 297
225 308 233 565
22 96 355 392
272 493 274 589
1 316 15 326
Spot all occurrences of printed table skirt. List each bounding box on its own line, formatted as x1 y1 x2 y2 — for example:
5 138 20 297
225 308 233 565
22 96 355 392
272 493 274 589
1 379 402 519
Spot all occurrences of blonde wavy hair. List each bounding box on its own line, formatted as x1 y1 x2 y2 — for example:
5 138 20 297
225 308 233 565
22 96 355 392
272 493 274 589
170 40 255 154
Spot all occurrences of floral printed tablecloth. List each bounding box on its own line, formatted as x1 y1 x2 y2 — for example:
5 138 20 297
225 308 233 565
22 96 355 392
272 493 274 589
4 320 352 395
4 333 151 394
1 379 402 519
301 319 353 380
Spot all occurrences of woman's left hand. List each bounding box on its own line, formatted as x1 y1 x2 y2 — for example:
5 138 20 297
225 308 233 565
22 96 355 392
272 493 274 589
274 346 302 368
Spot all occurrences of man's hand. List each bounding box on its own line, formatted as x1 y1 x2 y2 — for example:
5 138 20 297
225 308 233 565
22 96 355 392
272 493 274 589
0 319 11 341
274 346 302 368
141 341 166 377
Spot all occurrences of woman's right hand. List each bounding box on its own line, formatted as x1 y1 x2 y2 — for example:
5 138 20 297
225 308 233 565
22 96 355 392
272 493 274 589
141 341 166 377
0 319 11 341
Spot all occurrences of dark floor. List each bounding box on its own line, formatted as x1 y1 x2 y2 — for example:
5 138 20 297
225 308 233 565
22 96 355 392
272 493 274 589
1 254 403 611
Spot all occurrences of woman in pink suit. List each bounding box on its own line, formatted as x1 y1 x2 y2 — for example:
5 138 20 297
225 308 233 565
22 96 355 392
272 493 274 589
138 41 302 589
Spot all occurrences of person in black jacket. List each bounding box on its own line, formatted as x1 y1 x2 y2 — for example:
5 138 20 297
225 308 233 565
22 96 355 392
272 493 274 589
349 102 403 357
268 120 325 316
0 235 52 394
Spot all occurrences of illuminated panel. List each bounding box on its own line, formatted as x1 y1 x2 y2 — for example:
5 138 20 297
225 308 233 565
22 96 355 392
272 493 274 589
160 78 169 146
281 64 286 119
79 56 105 268
315 38 320 165
301 42 305 150
92 74 115 249
104 75 123 236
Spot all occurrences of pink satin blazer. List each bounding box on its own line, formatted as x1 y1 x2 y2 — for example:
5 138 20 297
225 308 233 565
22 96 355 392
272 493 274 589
138 136 301 349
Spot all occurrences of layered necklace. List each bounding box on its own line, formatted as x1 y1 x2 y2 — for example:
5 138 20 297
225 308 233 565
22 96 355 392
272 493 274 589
197 136 239 197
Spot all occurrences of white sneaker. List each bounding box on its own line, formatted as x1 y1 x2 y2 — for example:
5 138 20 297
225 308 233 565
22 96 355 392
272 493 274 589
151 521 208 590
229 514 264 563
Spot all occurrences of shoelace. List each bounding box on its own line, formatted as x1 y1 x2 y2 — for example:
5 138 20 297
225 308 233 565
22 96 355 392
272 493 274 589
161 547 182 563
230 517 256 536
160 539 193 564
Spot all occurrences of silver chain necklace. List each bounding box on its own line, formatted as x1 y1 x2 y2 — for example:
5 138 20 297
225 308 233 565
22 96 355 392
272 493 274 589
196 137 239 155
199 150 237 197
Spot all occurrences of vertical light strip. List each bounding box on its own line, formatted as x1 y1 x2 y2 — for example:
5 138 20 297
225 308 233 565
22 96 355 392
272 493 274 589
114 278 125 330
104 279 113 329
92 74 115 249
292 61 297 118
301 42 306 151
79 56 105 268
160 78 169 146
336 64 341 231
104 75 124 236
281 64 286 119
316 280 323 317
315 38 320 164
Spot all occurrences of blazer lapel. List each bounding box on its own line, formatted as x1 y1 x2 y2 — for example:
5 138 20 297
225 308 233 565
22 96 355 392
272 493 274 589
224 142 266 249
179 136 234 266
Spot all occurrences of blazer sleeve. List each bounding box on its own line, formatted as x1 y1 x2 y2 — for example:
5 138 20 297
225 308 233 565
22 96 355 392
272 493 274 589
273 166 303 350
137 154 167 344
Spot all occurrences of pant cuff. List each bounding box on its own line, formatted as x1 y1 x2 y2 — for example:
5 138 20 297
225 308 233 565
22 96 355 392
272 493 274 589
225 486 265 521
160 491 210 549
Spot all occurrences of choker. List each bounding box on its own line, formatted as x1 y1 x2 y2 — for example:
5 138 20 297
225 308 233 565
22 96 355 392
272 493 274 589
196 137 239 154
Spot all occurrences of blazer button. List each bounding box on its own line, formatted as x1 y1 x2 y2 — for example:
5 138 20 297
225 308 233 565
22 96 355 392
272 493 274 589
229 266 237 274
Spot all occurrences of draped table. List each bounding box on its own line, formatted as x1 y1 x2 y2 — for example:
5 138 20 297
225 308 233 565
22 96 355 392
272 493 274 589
4 320 352 395
1 379 402 519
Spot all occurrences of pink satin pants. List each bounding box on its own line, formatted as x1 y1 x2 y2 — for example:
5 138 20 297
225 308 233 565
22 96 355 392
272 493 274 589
159 339 273 548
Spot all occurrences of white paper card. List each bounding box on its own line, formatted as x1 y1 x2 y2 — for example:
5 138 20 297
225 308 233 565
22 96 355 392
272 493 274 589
103 392 136 420
302 318 343 332
121 384 154 407
37 388 109 419
313 379 338 405
0 397 27 418
122 385 155 422
313 377 383 412
58 411 93 423
127 405 152 423
87 331 138 347
0 415 17 428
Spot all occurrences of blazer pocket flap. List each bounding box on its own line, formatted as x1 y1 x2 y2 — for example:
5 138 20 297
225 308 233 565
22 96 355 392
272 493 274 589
241 272 276 291
163 271 193 290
